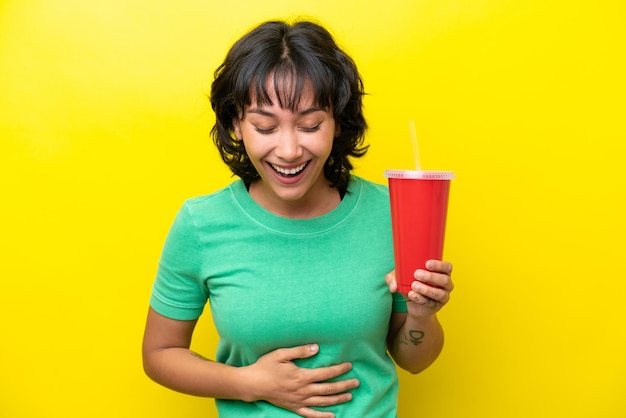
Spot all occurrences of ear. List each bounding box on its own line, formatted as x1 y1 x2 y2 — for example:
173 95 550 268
334 122 341 138
232 118 242 140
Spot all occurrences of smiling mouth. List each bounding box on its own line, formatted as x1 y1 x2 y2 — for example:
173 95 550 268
269 161 309 177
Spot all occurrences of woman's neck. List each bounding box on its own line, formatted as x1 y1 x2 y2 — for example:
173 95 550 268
248 180 341 220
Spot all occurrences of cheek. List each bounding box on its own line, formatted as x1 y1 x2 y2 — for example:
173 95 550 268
241 136 266 161
320 132 336 157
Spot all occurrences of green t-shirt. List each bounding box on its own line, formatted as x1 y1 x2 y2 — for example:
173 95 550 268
151 176 407 417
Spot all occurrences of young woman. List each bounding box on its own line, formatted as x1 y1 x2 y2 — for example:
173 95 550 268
142 19 454 418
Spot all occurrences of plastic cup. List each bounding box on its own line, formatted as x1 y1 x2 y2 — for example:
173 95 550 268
384 170 454 294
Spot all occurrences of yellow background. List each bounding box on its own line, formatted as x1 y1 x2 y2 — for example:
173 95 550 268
1 0 625 417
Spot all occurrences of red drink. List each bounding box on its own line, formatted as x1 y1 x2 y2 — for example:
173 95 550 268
385 170 454 294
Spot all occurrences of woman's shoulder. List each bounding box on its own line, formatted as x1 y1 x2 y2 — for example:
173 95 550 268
176 180 244 224
184 180 241 206
350 175 389 198
348 176 390 217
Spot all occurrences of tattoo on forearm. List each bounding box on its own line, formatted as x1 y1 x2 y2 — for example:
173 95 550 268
400 330 425 346
409 330 425 345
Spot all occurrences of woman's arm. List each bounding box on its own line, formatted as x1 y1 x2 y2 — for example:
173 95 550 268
142 307 248 398
142 308 359 418
385 260 454 374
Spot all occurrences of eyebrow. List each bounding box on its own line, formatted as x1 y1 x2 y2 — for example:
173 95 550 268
246 106 326 117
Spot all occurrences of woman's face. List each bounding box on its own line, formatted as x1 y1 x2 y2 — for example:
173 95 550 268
233 78 339 218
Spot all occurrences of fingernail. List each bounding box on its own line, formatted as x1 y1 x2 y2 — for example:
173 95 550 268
416 270 424 280
309 344 319 352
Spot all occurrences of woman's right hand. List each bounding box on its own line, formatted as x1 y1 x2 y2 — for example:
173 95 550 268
244 344 359 418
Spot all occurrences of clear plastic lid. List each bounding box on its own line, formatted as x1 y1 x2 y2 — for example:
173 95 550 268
384 170 455 180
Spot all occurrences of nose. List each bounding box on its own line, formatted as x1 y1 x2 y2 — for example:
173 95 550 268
275 130 303 161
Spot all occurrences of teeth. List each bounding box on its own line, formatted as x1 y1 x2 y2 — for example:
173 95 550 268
271 162 307 175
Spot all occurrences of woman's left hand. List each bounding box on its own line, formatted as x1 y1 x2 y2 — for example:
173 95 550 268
385 260 454 318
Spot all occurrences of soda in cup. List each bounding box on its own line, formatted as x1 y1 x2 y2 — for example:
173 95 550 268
384 170 454 294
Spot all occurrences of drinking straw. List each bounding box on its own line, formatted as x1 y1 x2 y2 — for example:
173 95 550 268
408 120 422 171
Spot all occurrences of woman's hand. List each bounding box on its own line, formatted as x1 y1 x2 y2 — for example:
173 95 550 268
385 259 454 318
244 344 360 418
143 309 356 417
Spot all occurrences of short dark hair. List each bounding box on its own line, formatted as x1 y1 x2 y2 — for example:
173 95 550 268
210 19 368 193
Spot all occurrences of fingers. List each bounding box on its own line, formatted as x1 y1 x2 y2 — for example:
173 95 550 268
293 380 358 417
266 344 358 387
295 406 337 418
410 281 450 307
287 351 358 401
294 388 354 417
306 361 356 384
254 345 358 415
385 270 398 293
425 259 453 276
415 261 454 292
275 344 321 362
405 260 454 313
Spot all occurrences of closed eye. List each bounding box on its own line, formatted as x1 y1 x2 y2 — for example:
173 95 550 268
253 126 276 134
299 124 321 133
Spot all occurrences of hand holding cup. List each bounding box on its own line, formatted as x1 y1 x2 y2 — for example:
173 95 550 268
385 260 454 317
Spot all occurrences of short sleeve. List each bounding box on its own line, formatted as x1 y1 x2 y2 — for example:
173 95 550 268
391 292 408 313
149 203 209 320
